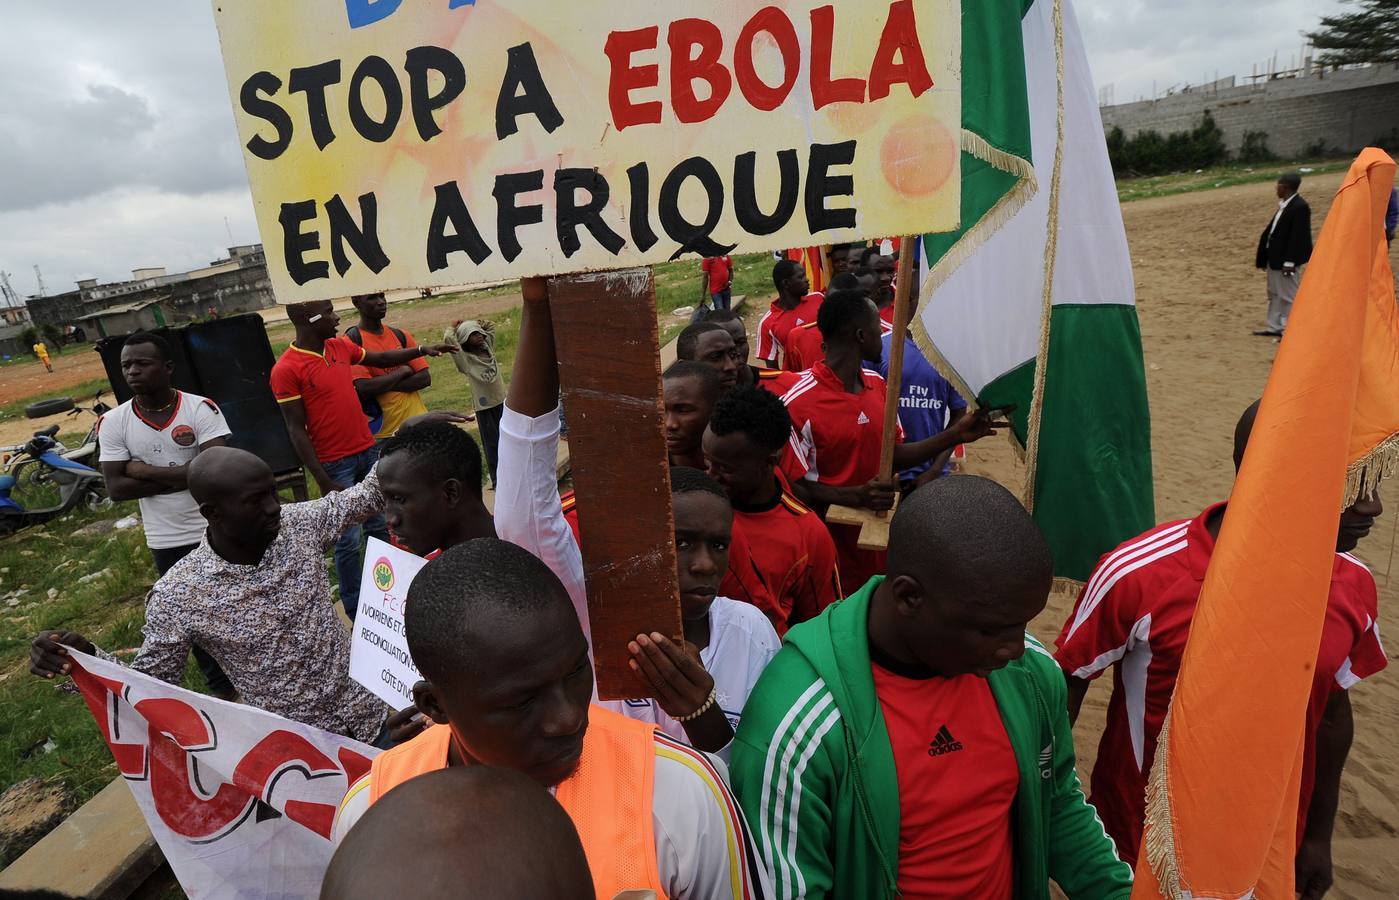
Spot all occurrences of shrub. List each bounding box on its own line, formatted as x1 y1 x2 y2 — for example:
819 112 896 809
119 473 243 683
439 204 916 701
1237 131 1277 163
1106 111 1229 176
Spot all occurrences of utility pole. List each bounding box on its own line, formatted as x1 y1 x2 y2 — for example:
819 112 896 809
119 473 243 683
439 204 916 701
0 271 20 308
32 264 47 298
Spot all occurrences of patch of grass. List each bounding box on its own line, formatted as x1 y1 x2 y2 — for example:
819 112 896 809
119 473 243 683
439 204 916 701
1117 157 1352 202
0 501 174 811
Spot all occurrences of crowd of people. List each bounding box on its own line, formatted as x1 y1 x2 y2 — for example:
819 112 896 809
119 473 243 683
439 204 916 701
25 245 1386 900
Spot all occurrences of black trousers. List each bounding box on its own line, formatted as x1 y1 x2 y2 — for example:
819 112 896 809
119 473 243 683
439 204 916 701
150 543 235 698
476 403 505 488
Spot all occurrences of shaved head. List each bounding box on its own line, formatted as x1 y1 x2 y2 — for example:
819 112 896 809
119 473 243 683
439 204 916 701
187 447 272 506
889 475 1052 598
1232 399 1261 471
320 766 594 900
877 475 1052 677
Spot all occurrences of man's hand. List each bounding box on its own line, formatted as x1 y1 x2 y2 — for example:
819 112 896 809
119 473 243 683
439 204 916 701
418 343 457 358
628 633 714 719
384 706 428 746
947 409 1002 445
854 478 898 511
30 631 95 679
315 474 346 495
1295 837 1333 900
402 410 475 429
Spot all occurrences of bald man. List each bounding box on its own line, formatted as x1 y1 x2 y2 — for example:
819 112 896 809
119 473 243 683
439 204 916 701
731 475 1132 899
322 766 594 900
29 446 414 745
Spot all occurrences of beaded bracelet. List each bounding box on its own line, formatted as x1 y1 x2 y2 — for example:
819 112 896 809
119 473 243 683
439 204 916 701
675 687 718 722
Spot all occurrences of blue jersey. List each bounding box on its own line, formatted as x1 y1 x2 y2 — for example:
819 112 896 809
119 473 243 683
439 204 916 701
877 334 967 480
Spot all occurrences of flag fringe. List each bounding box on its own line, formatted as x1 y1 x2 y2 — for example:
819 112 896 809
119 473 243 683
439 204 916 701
911 128 1038 408
1344 431 1399 507
1051 576 1084 597
1143 710 1185 900
1021 0 1067 516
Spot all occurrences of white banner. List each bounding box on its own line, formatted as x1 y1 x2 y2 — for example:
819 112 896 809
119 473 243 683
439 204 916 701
68 651 379 900
349 537 427 709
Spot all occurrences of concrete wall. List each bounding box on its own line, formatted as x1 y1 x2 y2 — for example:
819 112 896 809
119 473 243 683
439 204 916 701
1100 65 1399 159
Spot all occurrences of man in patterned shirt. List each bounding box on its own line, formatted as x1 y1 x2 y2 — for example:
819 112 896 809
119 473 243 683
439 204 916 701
30 446 401 745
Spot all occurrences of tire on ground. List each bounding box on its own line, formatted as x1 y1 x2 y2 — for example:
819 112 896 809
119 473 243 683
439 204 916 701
24 397 74 419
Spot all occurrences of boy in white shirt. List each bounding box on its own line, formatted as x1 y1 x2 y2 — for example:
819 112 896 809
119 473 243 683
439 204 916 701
494 281 780 759
97 331 232 694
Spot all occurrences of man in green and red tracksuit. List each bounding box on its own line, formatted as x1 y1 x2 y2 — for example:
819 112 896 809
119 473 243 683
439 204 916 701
731 475 1132 900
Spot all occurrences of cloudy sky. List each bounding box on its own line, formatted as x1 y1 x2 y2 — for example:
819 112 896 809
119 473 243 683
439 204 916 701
0 1 1344 300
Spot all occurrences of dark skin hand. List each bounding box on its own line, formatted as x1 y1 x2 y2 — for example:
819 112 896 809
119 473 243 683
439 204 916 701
102 437 230 501
628 632 733 752
355 365 430 400
1066 674 1090 725
383 705 428 746
30 631 96 679
1297 690 1353 900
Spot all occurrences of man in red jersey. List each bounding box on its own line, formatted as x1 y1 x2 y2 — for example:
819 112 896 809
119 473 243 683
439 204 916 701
779 290 996 592
271 298 452 618
756 259 822 371
704 386 842 634
1055 400 1386 898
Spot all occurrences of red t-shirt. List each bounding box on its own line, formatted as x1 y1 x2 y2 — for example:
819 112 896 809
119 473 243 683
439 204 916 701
753 367 801 397
872 663 1017 899
1054 502 1388 862
722 475 843 635
702 256 733 294
779 361 902 592
782 321 824 373
270 337 375 463
756 292 823 368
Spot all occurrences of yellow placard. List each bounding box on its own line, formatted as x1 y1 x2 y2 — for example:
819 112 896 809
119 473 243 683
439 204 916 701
213 0 961 301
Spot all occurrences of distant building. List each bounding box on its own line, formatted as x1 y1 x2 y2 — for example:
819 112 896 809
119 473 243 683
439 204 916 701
25 245 275 335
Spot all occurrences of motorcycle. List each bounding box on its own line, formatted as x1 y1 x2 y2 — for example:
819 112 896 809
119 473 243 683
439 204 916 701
4 391 111 486
0 430 109 537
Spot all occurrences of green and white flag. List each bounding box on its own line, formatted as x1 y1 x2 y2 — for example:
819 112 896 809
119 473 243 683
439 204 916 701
915 0 1154 583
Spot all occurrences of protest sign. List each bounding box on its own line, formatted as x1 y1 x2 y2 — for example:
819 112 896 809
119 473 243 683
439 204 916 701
348 537 428 709
67 651 377 900
211 0 961 301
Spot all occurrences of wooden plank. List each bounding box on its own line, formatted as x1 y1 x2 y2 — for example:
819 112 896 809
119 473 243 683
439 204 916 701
0 778 162 900
548 269 683 700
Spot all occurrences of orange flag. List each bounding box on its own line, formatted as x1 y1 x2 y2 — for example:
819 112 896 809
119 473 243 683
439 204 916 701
1135 149 1399 898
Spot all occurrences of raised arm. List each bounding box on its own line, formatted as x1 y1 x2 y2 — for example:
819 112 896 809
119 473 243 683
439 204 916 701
360 342 454 369
495 278 591 638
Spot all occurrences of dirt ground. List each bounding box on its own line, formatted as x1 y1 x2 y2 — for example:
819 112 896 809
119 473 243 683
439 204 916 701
960 170 1399 896
2 172 1395 890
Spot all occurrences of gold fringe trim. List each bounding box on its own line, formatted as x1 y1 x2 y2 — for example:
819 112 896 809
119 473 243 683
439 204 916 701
1345 432 1399 508
1021 0 1067 516
1051 575 1084 597
911 126 1038 410
1142 709 1185 900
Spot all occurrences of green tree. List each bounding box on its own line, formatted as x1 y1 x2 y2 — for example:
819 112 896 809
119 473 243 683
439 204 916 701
1307 0 1399 66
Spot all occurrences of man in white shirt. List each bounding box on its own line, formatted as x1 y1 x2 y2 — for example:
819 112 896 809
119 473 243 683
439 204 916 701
97 331 233 696
495 282 780 757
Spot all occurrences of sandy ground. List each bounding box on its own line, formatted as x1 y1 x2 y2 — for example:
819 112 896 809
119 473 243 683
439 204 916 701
2 172 1395 889
959 170 1399 896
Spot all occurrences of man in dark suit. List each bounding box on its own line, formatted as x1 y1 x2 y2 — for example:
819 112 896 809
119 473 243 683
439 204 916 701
1254 172 1312 336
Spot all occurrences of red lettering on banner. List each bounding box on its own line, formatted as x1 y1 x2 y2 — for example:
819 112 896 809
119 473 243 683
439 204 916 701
809 6 865 109
867 0 933 101
668 19 732 124
339 746 373 787
604 27 662 130
734 7 801 112
147 721 257 840
234 731 344 838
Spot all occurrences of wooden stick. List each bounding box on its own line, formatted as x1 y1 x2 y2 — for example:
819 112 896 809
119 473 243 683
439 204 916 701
547 269 683 700
878 240 917 484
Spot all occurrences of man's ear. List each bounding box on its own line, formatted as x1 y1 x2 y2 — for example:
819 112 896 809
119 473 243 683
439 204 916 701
413 680 450 725
442 477 462 507
765 446 784 469
888 573 925 618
